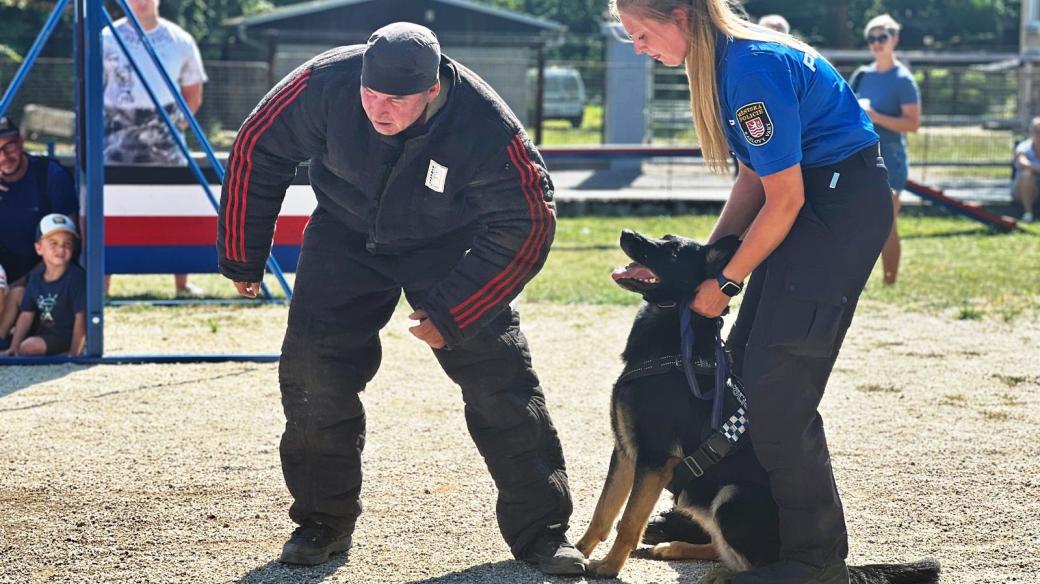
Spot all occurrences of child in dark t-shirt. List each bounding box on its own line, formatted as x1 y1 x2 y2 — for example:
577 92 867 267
1 214 86 357
0 262 8 349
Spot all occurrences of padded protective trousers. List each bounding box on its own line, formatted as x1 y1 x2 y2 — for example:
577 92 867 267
278 210 573 557
727 146 892 570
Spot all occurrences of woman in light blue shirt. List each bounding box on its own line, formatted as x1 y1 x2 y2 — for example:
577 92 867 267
851 14 921 285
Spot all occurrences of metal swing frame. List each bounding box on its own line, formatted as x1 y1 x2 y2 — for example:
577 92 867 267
1 0 290 364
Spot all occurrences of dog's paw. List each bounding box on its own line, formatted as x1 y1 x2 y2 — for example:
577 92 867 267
697 566 736 584
650 542 676 560
587 558 621 579
575 535 599 558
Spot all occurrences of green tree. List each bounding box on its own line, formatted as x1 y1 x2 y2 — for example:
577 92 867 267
0 0 74 59
148 0 275 58
745 0 1020 50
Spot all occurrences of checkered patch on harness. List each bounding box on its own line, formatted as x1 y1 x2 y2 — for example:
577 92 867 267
721 407 748 444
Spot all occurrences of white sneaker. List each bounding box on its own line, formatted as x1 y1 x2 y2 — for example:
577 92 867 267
175 283 205 298
1023 212 1034 222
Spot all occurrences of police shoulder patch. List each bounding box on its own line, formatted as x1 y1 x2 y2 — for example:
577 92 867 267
735 101 773 146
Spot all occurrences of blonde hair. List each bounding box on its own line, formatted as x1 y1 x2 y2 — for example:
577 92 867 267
611 0 811 173
864 14 901 37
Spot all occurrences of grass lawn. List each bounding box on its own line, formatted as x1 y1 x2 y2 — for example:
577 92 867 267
107 215 1038 322
528 215 1039 321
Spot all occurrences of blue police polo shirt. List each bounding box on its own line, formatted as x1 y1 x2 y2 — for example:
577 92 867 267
0 155 79 282
716 36 878 177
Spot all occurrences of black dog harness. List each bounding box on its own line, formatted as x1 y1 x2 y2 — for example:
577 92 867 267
616 303 750 494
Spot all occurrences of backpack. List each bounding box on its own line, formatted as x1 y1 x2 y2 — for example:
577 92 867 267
32 155 74 218
848 66 867 94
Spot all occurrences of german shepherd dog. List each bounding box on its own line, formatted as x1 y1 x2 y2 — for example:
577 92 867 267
575 230 940 583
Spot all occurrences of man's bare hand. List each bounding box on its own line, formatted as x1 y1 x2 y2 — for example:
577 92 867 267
234 281 262 298
408 310 446 349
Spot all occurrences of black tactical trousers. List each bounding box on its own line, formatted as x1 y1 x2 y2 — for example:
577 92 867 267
278 210 573 557
727 146 892 571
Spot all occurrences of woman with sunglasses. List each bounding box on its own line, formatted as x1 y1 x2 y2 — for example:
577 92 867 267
611 1 894 583
851 14 922 285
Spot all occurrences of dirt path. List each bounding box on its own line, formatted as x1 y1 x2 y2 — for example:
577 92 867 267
1 303 1037 583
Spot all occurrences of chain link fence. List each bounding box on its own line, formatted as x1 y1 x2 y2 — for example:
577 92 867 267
3 48 1036 184
648 54 1036 183
1 58 272 151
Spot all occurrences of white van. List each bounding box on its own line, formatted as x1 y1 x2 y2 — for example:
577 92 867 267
529 66 587 128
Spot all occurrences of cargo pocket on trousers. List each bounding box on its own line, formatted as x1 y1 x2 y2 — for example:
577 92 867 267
765 268 849 358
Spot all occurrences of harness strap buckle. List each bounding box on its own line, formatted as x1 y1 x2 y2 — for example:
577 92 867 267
673 432 732 484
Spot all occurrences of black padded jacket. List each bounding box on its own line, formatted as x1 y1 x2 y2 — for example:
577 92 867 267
216 45 556 347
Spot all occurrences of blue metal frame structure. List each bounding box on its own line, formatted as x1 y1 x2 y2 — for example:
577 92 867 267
2 0 281 365
106 0 293 301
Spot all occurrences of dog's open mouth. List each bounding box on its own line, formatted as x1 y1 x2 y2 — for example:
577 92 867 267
612 262 661 292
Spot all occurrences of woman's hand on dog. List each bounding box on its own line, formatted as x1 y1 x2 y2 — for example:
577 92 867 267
691 278 730 318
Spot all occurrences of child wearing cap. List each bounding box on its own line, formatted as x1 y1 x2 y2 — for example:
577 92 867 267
0 262 8 349
1 214 86 357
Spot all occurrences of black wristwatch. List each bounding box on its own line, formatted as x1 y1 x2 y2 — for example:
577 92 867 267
716 273 743 297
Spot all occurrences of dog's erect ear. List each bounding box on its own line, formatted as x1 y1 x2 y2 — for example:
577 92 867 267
705 235 742 276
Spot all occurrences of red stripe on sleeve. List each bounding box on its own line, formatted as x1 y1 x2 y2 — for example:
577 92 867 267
448 136 537 320
224 70 311 263
450 135 553 329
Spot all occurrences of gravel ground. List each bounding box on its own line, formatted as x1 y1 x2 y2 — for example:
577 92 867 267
1 302 1038 584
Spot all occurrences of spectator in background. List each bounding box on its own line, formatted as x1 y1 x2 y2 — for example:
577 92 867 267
0 263 8 347
1 214 86 357
102 0 207 297
850 14 921 285
758 14 790 34
1012 117 1040 222
0 116 79 350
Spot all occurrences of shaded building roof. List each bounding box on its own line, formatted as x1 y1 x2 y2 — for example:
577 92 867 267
225 0 564 46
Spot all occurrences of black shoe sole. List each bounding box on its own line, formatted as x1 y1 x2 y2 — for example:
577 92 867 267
537 556 588 576
279 536 352 566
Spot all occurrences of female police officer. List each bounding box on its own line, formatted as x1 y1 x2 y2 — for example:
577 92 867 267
613 1 892 583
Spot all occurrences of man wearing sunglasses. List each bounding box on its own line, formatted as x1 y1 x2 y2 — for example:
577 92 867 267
0 116 79 350
849 14 921 286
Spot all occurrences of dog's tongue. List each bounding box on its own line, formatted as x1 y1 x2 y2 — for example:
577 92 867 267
612 262 656 282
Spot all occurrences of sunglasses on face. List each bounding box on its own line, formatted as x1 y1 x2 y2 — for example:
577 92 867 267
867 34 890 45
0 141 21 157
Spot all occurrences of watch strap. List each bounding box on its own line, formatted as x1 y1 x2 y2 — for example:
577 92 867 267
716 273 743 296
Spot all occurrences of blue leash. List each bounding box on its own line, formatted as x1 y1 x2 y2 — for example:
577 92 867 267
679 306 730 430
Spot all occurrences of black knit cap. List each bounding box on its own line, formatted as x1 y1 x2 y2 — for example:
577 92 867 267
362 22 441 96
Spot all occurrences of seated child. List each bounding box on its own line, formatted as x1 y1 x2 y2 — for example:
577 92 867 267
0 267 31 351
1013 116 1040 222
1 214 86 357
0 262 7 349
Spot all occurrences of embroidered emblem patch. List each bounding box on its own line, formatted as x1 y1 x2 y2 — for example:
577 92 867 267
735 102 773 146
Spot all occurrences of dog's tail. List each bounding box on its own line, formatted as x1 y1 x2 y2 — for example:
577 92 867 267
849 558 941 584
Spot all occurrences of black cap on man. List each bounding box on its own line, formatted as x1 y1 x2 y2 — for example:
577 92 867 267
362 22 441 96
